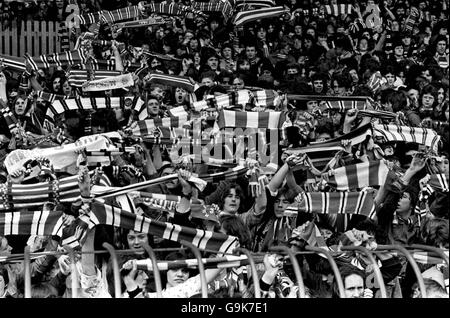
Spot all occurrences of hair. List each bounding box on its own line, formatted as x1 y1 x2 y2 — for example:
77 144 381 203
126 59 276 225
380 88 408 112
218 183 244 211
220 215 252 249
419 217 449 248
332 265 366 298
412 278 448 298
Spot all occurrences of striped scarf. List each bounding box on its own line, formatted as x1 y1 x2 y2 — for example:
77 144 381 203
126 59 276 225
192 90 253 112
113 16 166 29
325 160 389 191
322 100 369 112
43 96 145 130
146 73 195 92
63 201 239 254
100 5 142 24
192 0 234 21
24 50 88 72
77 11 104 25
404 7 419 33
0 101 19 134
324 4 352 16
232 6 287 26
235 0 275 10
130 116 191 137
0 54 27 73
67 70 122 87
139 192 181 215
285 190 377 219
372 124 441 153
145 2 206 17
349 18 366 35
429 173 449 192
435 54 449 69
367 71 382 93
135 254 265 271
0 206 65 238
81 73 135 92
357 110 397 121
217 110 285 129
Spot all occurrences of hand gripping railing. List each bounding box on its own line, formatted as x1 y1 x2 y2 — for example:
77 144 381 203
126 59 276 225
181 240 208 298
269 245 306 298
103 242 122 298
63 245 79 299
340 246 387 298
305 246 346 298
377 245 427 298
141 242 163 298
409 244 449 267
234 247 261 298
24 246 32 298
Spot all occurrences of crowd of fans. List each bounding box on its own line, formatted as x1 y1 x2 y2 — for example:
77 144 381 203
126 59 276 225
0 0 448 298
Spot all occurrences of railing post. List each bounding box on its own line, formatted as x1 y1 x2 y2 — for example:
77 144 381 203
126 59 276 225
377 245 427 298
340 246 387 298
141 243 163 298
23 246 32 298
410 244 449 267
102 243 122 298
181 240 208 298
63 245 79 299
305 246 346 298
270 245 306 298
234 247 261 298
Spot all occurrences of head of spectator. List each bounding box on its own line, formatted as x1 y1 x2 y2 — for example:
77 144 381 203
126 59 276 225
218 183 244 215
333 265 367 298
411 278 448 298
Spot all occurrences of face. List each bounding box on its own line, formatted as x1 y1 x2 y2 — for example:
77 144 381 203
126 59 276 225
344 274 364 298
245 46 257 59
304 39 312 49
194 53 201 65
422 93 435 109
359 39 368 51
201 77 214 87
437 88 445 104
161 167 179 188
238 60 250 71
222 47 232 59
274 194 290 217
391 21 400 32
207 57 218 70
190 39 199 50
52 77 61 92
295 25 302 35
127 230 149 254
166 268 190 288
394 45 403 56
396 192 411 214
402 36 411 46
14 97 26 116
386 73 395 86
257 28 266 40
306 29 315 38
223 188 241 214
437 40 447 54
62 81 71 95
306 100 318 111
147 98 160 116
0 237 12 255
150 58 161 68
210 21 219 31
91 123 106 134
313 80 324 93
349 69 359 83
175 87 187 104
287 68 298 75
232 78 245 89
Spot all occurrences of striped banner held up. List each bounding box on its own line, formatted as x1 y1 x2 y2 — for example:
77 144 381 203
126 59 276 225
43 96 145 129
130 116 191 137
100 5 142 24
217 109 285 129
192 90 253 112
235 0 275 10
326 160 389 191
372 124 441 153
62 201 239 254
429 173 449 192
67 70 122 87
146 73 195 92
24 50 88 72
285 190 377 219
0 208 65 237
324 4 352 16
0 54 27 73
192 0 234 21
232 6 287 26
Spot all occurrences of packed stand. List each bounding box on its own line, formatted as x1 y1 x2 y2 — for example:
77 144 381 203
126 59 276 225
0 0 449 298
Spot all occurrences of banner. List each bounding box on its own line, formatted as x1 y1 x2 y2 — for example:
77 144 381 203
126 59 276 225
82 73 134 92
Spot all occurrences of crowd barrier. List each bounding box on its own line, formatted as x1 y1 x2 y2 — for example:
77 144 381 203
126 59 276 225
0 21 74 57
15 244 448 298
